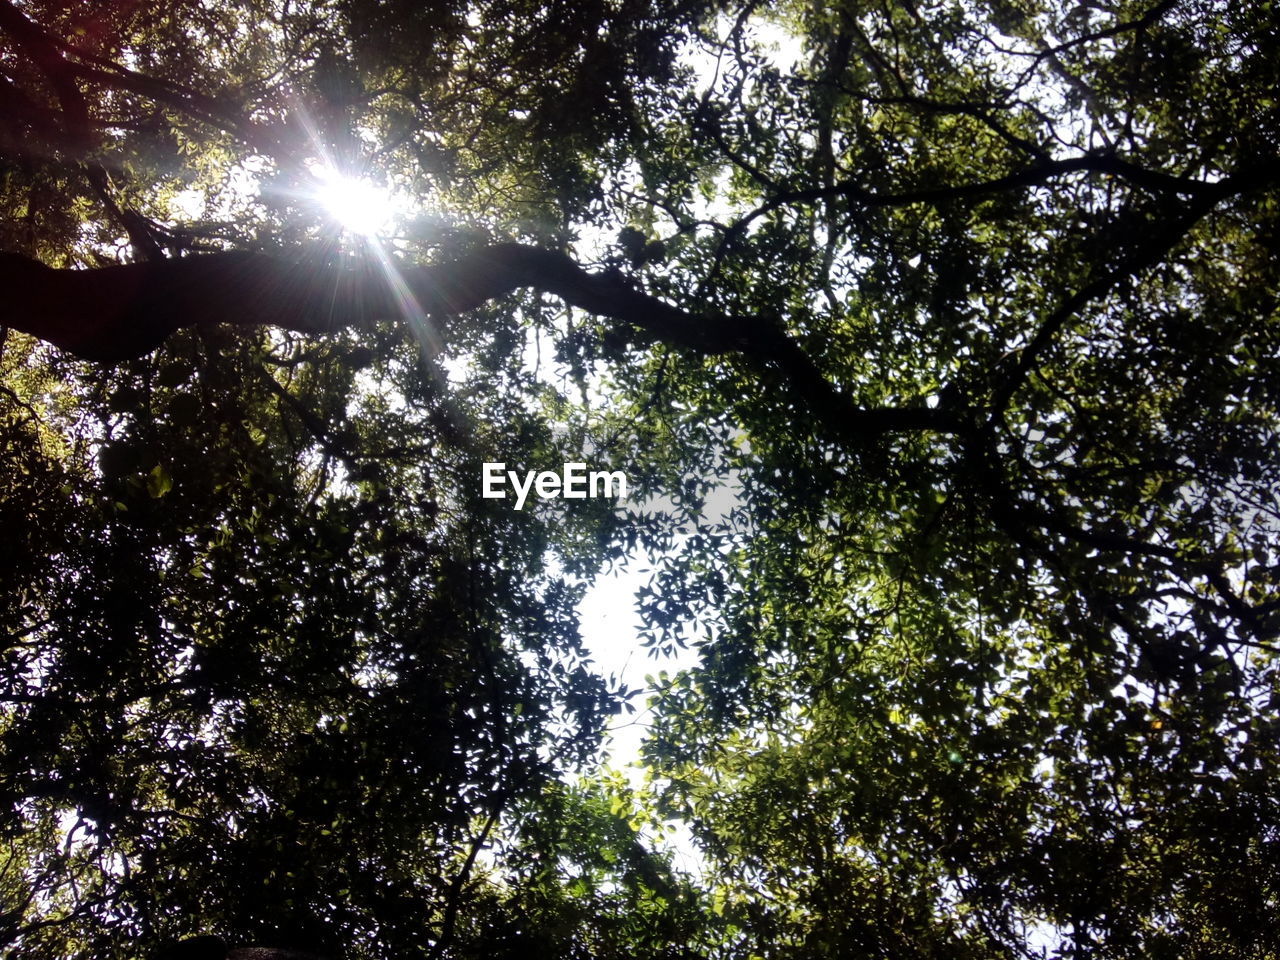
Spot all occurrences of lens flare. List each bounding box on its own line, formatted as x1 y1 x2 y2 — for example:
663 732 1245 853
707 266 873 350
314 168 396 237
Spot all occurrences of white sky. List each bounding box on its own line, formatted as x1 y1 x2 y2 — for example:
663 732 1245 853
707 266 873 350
578 556 700 768
577 562 708 876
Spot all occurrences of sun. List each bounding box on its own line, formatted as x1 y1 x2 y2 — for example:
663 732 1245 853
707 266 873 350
313 167 398 237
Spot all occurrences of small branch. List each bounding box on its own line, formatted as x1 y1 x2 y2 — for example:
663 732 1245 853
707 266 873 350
1008 0 1181 87
986 183 1245 419
699 151 1223 299
83 166 167 262
255 366 359 471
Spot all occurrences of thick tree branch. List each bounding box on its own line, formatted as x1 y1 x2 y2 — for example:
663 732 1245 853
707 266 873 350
0 244 960 441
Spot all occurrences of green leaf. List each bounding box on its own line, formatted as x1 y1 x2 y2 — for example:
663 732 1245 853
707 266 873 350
146 464 174 498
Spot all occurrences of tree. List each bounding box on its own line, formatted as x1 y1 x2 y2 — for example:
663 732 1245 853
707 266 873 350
1 0 1277 957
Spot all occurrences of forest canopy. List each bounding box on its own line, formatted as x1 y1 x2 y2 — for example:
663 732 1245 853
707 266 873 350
1 0 1278 957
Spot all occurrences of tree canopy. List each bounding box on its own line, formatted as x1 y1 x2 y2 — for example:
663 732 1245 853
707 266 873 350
1 0 1278 957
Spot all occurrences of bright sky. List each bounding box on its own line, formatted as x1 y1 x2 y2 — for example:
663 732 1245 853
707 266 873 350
578 555 700 768
578 557 708 876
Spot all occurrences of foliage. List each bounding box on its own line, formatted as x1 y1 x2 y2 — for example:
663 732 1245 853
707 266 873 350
2 0 1279 958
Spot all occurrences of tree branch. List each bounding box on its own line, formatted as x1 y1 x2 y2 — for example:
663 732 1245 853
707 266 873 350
986 167 1278 419
0 244 961 442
